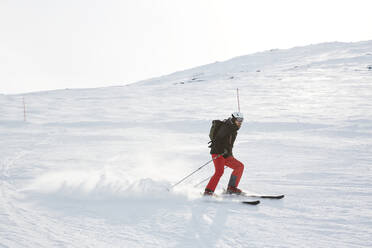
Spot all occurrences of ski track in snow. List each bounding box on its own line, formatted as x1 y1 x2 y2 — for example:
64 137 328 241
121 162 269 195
1 41 372 247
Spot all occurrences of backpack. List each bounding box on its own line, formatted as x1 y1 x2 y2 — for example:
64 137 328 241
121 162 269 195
209 120 224 145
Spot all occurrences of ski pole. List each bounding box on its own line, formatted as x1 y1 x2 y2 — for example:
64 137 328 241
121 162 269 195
194 165 227 187
194 175 211 188
168 153 223 191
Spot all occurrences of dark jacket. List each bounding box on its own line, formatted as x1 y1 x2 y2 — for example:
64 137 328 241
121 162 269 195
210 118 239 158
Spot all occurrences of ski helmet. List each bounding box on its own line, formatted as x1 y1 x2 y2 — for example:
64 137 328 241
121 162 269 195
232 112 244 122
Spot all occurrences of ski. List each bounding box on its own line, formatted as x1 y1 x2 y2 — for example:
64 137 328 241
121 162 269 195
241 200 260 205
216 198 260 205
201 193 260 205
222 190 285 199
243 194 285 199
218 193 261 205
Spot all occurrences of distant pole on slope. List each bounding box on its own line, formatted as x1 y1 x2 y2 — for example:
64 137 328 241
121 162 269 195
23 97 26 122
236 88 240 112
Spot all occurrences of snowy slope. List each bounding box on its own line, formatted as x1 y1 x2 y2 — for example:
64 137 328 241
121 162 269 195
1 41 372 247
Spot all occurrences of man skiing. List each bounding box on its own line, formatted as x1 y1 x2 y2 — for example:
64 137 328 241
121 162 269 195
204 112 245 196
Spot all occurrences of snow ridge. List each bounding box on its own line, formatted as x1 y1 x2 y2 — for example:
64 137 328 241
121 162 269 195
1 41 372 248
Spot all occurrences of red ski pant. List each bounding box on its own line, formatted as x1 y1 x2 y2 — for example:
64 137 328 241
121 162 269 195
206 154 244 192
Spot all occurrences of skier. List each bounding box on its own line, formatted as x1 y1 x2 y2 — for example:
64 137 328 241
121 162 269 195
204 112 245 196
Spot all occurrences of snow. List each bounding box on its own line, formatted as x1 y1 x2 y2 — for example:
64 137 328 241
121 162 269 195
1 41 372 247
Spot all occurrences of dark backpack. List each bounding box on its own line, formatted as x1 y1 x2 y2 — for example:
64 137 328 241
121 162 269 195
209 120 224 145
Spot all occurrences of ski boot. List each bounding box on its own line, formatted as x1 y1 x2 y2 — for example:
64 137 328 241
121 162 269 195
203 188 214 196
226 186 243 195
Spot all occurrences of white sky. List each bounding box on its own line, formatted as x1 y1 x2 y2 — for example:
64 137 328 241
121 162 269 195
1 0 372 94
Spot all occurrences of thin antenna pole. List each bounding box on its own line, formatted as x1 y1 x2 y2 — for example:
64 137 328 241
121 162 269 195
23 97 26 122
236 88 240 112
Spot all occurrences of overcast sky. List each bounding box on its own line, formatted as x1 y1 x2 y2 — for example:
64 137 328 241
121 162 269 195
1 0 372 94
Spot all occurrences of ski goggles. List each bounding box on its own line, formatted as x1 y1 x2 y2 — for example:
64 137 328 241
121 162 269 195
235 117 244 122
